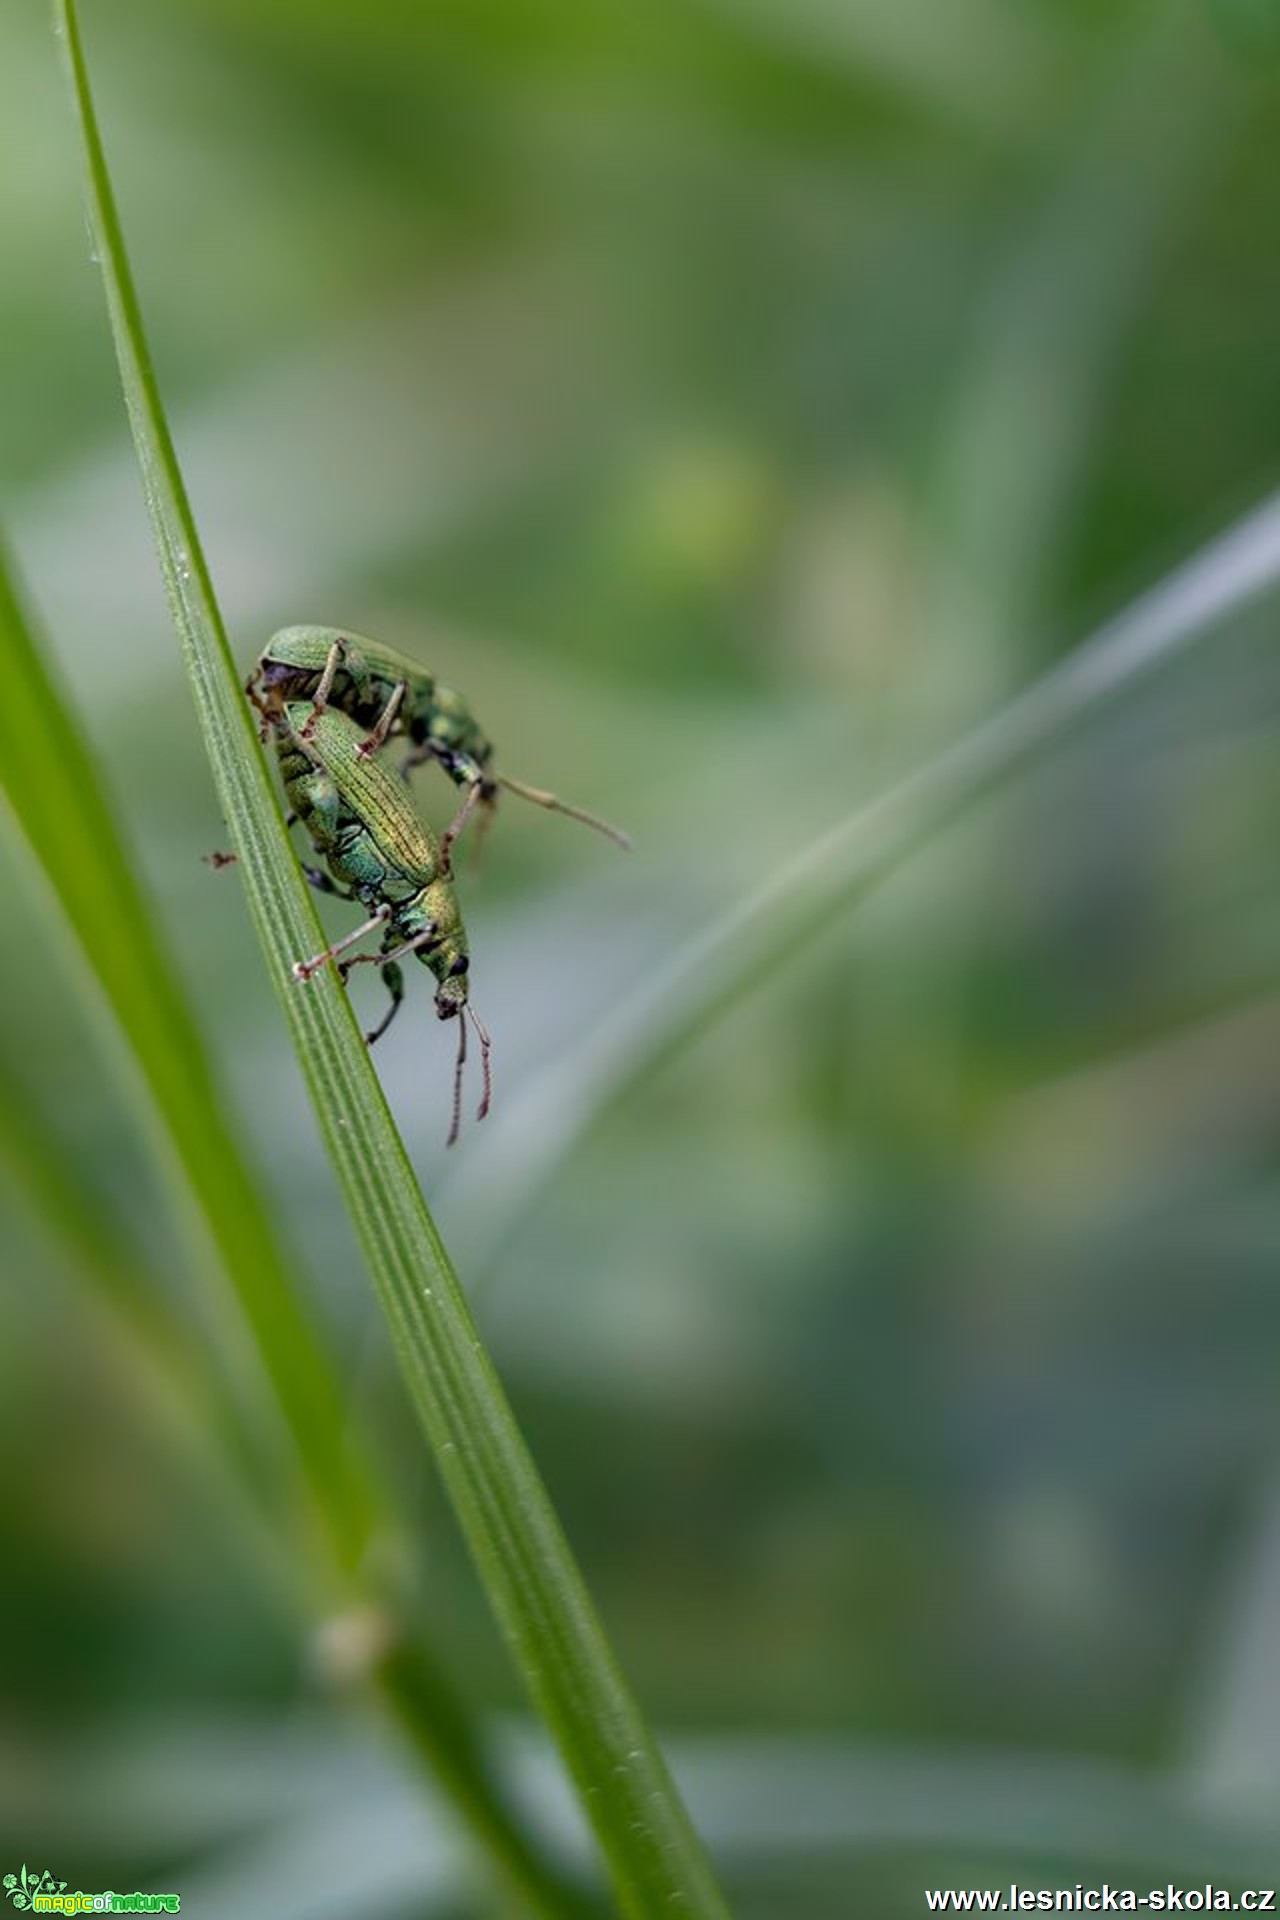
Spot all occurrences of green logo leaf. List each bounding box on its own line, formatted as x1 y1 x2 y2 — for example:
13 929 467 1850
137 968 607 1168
4 1865 64 1910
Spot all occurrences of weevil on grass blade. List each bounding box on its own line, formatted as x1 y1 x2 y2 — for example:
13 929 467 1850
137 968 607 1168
273 699 492 1147
247 625 630 867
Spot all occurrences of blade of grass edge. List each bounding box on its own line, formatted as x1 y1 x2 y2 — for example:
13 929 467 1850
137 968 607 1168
0 539 601 1920
52 5 730 1913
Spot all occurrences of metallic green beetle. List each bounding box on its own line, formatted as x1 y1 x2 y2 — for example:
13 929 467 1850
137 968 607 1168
273 698 491 1145
248 624 629 866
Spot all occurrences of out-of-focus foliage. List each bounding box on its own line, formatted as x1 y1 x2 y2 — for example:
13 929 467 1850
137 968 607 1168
1 0 1278 1914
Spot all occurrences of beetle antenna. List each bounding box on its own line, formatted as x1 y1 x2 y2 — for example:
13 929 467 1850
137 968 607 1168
446 1011 467 1149
468 1005 493 1122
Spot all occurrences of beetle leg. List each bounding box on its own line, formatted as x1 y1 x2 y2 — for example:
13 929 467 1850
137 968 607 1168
292 902 391 981
438 779 485 874
300 637 348 739
397 738 435 782
370 923 440 969
497 773 631 849
300 863 355 903
343 958 404 1046
356 678 407 756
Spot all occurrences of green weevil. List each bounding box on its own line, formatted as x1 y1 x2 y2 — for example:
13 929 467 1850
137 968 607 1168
247 624 629 866
273 698 492 1145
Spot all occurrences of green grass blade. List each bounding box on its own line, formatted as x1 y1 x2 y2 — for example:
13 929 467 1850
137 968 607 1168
0 1036 309 1588
52 4 729 1911
0 1040 232 1458
0 531 371 1572
452 489 1280 1255
0 538 600 1920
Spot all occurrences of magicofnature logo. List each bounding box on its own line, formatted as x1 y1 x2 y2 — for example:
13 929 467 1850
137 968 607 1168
4 1871 179 1915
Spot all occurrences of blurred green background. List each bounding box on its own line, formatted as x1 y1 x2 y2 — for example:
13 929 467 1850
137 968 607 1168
2 0 1279 1913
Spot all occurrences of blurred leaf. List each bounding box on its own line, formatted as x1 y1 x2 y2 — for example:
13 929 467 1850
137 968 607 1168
448 488 1280 1256
0 534 364 1565
19 1713 1280 1914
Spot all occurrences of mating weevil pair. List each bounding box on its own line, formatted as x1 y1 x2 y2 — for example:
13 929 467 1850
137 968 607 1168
245 626 628 1145
271 698 491 1148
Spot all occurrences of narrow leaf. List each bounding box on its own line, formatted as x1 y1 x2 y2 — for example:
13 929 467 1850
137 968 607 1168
52 3 729 1912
